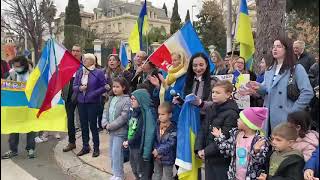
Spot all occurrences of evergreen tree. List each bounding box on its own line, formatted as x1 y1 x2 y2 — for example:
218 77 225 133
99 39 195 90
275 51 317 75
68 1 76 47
194 1 226 55
162 3 168 17
64 0 82 50
170 0 181 35
185 9 190 23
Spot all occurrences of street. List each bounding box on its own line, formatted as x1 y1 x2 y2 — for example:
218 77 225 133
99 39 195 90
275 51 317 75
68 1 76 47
1 133 75 180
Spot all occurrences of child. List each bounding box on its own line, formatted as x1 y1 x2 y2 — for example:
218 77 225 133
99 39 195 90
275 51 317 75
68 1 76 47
304 146 319 180
212 107 270 180
101 77 131 180
194 80 240 180
287 111 319 161
152 102 177 180
257 122 305 180
123 89 156 180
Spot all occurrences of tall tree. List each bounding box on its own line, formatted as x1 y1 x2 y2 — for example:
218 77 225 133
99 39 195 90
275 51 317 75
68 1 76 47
185 9 190 23
2 0 47 63
40 0 57 36
170 0 181 35
254 0 286 71
162 3 168 17
194 1 226 54
286 0 319 25
64 0 82 50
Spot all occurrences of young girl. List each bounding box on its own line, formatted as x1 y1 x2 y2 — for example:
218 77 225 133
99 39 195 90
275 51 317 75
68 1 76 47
193 80 239 179
287 111 319 161
101 77 131 180
123 89 157 180
212 107 270 180
152 102 177 180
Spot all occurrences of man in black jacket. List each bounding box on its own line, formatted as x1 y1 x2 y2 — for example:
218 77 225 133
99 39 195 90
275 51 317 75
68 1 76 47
62 44 82 152
293 40 315 72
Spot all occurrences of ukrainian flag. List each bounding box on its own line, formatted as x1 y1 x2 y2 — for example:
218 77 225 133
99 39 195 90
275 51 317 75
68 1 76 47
175 94 202 180
128 0 148 53
236 0 255 71
1 79 67 134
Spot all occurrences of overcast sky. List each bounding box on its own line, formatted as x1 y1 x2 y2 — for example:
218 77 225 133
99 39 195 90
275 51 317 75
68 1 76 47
53 0 202 21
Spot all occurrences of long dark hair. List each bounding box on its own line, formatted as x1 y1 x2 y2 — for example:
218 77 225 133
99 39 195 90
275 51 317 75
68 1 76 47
268 35 296 74
184 52 211 100
110 77 129 96
287 111 311 138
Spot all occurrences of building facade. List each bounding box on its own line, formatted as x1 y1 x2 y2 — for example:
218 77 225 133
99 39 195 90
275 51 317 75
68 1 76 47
54 0 170 45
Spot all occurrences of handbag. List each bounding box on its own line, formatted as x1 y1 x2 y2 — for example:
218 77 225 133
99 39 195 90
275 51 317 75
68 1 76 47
287 66 300 101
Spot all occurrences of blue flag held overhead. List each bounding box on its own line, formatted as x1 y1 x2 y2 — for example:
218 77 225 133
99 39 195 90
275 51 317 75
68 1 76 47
120 42 128 68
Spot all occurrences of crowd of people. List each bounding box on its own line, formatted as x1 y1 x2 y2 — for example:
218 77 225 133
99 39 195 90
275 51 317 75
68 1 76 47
1 34 319 180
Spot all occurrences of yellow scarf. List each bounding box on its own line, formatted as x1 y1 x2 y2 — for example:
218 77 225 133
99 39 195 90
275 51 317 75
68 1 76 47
159 62 187 103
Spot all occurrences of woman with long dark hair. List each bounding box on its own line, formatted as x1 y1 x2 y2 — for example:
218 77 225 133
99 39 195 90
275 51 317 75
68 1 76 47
242 35 314 135
182 52 218 101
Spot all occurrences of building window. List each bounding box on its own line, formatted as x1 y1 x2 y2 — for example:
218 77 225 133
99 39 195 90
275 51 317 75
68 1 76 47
118 23 122 32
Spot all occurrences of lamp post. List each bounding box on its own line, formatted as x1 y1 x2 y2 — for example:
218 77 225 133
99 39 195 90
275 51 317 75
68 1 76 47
191 5 196 25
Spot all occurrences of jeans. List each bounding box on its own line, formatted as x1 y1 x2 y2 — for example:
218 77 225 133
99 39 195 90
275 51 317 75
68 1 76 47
78 103 100 150
65 101 77 144
109 135 125 178
8 132 36 153
152 161 174 180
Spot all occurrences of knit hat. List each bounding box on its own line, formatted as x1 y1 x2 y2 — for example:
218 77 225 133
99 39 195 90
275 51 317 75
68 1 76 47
239 107 268 131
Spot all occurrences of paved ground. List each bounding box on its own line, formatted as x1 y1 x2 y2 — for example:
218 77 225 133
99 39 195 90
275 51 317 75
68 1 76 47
1 133 75 180
55 130 135 180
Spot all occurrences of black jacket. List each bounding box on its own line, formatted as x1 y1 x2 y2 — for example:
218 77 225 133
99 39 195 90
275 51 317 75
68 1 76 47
194 99 239 159
297 52 315 73
128 108 144 149
265 151 305 180
308 62 319 88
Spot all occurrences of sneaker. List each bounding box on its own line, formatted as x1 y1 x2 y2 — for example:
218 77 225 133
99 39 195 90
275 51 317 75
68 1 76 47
55 133 61 140
41 136 48 142
1 151 18 159
35 136 44 143
27 149 35 159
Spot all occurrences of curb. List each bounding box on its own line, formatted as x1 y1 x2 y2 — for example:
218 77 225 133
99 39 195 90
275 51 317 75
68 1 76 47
54 137 112 180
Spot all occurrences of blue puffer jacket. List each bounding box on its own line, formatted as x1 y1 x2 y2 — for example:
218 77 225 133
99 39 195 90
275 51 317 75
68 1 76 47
153 121 177 166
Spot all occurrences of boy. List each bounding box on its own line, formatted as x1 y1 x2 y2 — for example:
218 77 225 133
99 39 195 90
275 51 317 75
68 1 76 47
152 102 177 180
257 122 305 180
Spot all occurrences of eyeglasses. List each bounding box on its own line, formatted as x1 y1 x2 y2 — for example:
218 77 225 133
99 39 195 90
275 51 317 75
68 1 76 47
72 49 81 52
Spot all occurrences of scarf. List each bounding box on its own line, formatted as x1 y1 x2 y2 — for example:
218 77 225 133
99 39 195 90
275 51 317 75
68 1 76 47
81 65 95 87
159 62 187 103
269 149 303 176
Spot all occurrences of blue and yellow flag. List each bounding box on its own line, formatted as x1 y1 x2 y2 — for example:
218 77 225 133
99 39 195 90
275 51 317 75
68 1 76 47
175 94 202 180
236 0 255 71
128 0 148 53
1 79 67 134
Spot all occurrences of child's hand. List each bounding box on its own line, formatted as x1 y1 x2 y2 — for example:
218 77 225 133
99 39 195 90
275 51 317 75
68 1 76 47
152 149 158 157
211 127 222 137
254 138 266 153
197 149 205 160
123 141 128 148
304 169 315 180
257 173 267 180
